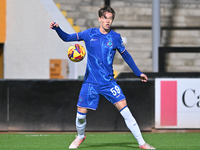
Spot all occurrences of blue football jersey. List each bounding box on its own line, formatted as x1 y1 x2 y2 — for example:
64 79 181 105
76 28 125 85
55 27 129 85
55 26 142 84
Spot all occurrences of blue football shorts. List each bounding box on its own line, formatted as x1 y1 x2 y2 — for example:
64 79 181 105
77 82 126 110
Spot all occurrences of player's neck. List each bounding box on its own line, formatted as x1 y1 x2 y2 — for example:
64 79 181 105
99 27 110 34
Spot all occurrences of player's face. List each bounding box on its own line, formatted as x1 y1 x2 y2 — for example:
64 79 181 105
98 12 113 33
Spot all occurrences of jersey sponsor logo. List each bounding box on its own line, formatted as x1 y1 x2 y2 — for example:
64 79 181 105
107 41 113 47
90 38 98 41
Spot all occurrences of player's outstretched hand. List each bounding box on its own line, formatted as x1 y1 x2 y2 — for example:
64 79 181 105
50 22 59 29
140 73 148 82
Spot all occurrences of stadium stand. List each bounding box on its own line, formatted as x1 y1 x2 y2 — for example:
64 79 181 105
53 0 200 74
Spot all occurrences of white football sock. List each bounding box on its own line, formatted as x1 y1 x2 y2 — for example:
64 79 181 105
76 111 86 139
120 106 145 146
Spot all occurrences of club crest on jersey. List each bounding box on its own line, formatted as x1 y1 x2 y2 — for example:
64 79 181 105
107 41 113 47
78 97 83 103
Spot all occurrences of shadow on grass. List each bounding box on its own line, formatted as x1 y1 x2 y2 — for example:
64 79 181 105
80 142 138 149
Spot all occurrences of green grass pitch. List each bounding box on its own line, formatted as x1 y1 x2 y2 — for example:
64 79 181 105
0 132 199 150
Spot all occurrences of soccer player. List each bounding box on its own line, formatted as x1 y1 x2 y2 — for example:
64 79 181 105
50 6 155 150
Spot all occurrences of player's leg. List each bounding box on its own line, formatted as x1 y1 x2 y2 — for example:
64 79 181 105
101 82 155 149
69 107 87 149
101 83 144 145
115 100 145 146
76 107 87 139
115 100 155 149
69 82 100 149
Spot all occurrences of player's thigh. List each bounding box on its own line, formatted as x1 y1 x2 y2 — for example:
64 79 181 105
77 82 100 110
100 82 126 105
77 106 88 114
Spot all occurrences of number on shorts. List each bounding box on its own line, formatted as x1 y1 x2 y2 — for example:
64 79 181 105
110 86 120 96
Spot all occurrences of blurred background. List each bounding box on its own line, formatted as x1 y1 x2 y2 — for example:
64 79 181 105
1 0 200 79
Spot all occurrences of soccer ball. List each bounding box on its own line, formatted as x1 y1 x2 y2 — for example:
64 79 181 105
67 44 86 62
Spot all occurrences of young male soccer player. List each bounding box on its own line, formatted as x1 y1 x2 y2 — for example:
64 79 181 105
50 6 155 149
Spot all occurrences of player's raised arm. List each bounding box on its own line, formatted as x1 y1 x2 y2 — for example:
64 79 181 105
50 22 59 29
50 22 79 42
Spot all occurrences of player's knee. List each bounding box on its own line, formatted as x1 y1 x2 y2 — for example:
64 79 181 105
77 113 86 124
78 118 86 124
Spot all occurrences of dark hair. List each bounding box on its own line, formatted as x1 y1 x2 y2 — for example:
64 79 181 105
98 6 115 20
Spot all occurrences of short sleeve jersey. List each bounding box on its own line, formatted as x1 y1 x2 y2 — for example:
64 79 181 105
72 28 125 85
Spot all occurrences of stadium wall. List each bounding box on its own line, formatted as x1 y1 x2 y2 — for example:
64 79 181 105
0 80 154 132
0 0 6 43
4 0 86 79
1 78 199 132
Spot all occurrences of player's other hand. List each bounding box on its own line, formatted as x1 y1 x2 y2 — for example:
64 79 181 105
50 22 59 29
140 73 148 82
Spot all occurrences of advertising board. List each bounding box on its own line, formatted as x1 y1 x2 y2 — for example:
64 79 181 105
155 78 200 128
